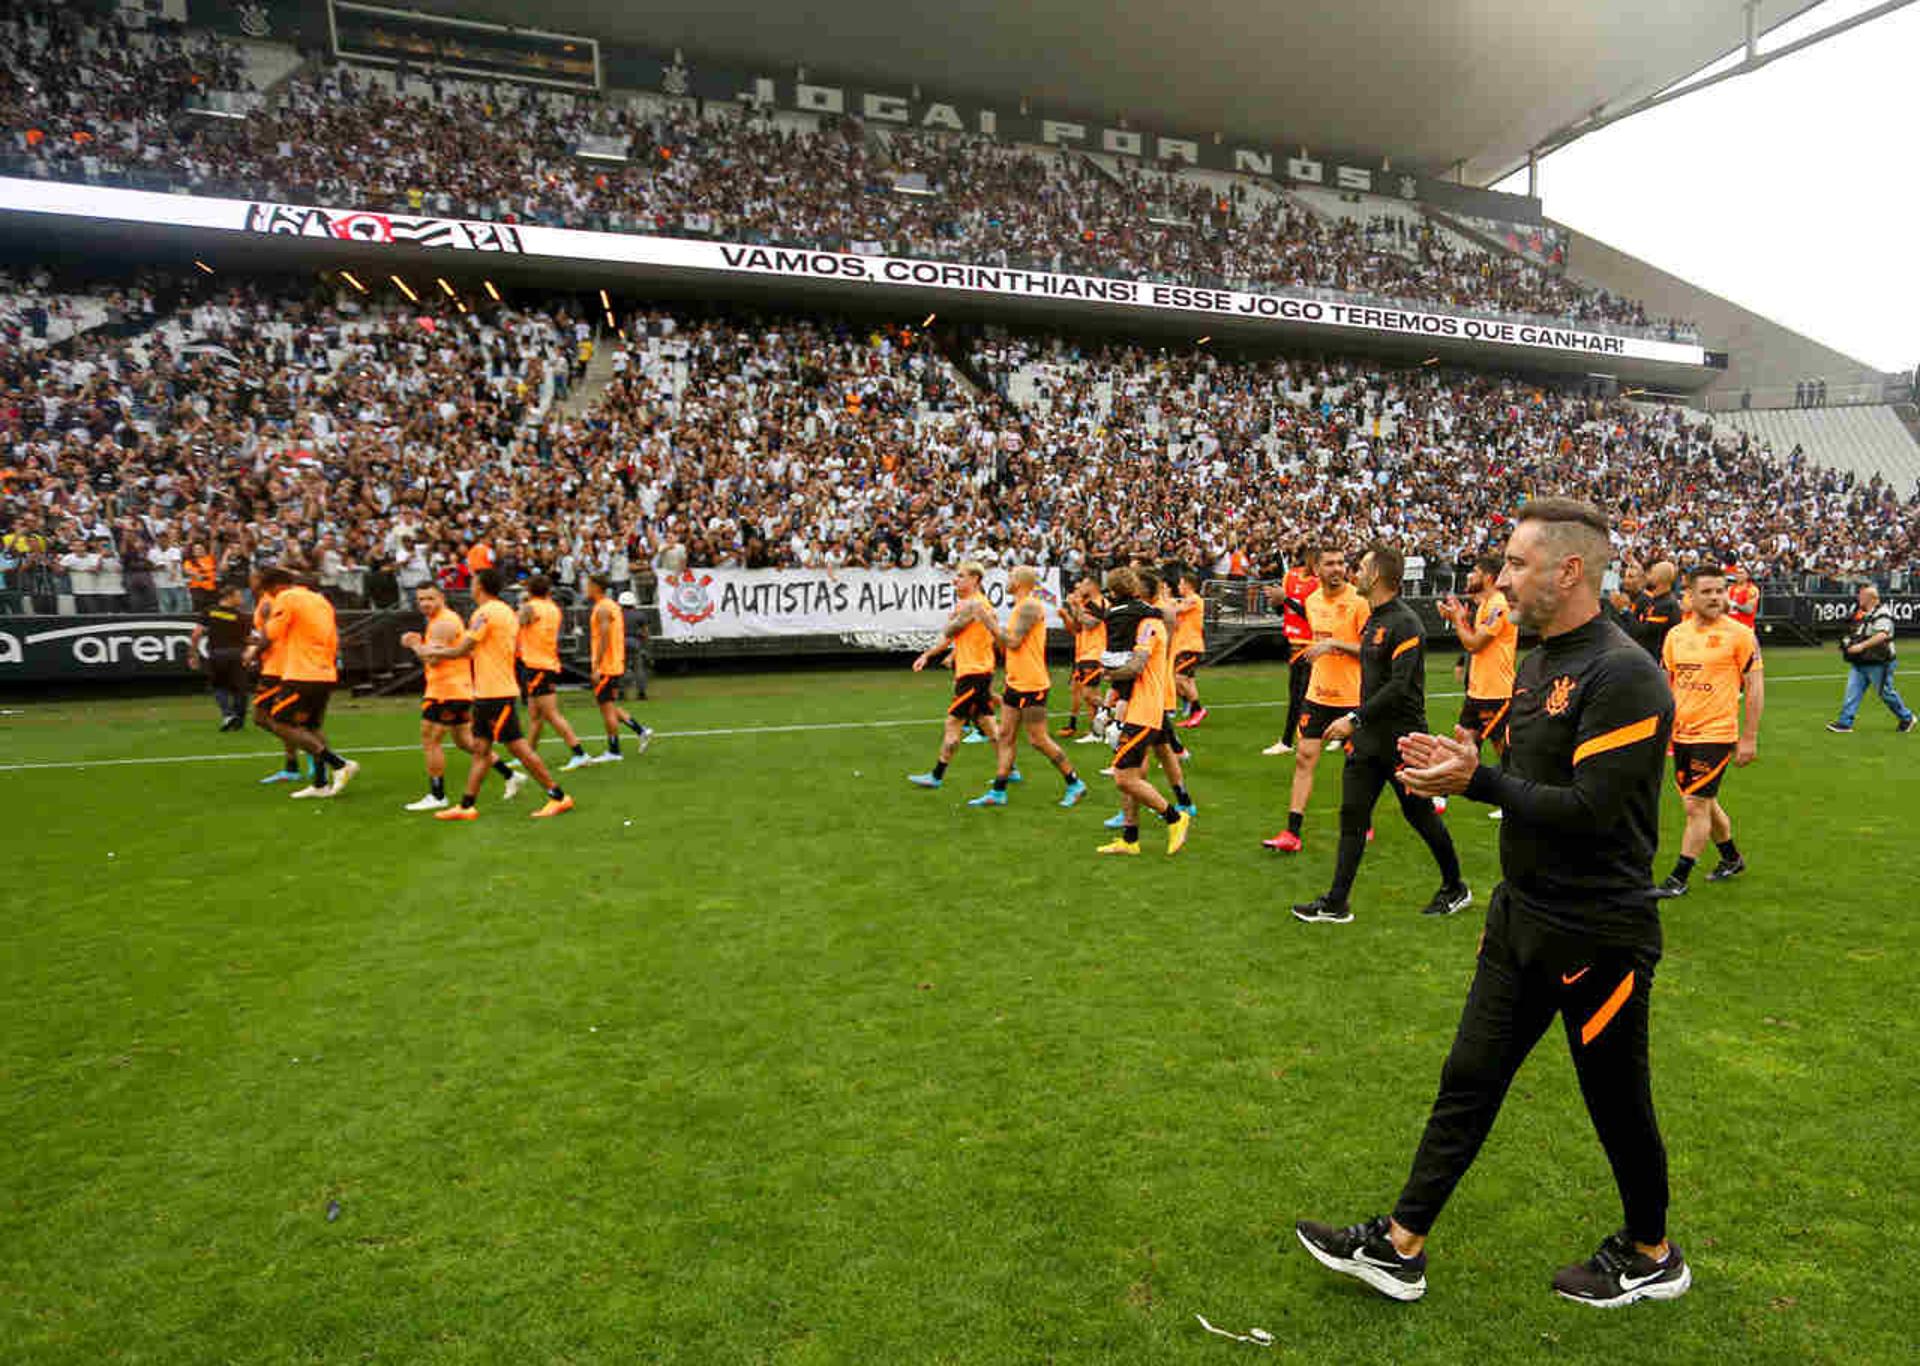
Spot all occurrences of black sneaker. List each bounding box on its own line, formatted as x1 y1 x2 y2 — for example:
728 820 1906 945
1421 883 1473 917
1901 716 1916 734
1704 856 1746 883
1292 896 1354 924
1650 875 1690 900
1295 1215 1427 1301
1552 1230 1691 1307
1826 722 1853 734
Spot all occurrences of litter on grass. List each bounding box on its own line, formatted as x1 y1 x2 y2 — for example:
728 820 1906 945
1195 1314 1273 1346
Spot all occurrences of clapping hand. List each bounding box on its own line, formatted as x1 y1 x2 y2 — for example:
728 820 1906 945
1395 727 1482 797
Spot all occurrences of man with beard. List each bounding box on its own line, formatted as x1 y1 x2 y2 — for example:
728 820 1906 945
1295 498 1686 1308
1290 542 1470 924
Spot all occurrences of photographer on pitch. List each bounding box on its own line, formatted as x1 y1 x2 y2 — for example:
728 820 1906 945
1827 584 1915 733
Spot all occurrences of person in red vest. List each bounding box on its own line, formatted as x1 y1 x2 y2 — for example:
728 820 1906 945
1262 544 1319 755
1726 565 1759 631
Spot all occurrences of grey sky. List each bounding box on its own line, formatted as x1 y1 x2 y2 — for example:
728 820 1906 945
1494 0 1918 374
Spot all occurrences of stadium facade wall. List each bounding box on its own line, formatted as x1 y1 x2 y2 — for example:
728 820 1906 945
1559 223 1887 403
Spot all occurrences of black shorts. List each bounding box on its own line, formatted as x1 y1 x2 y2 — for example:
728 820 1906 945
1071 659 1102 685
422 698 473 727
1112 721 1157 770
252 674 283 713
1458 695 1514 743
272 681 331 729
473 697 524 746
1673 742 1734 798
1298 700 1351 742
593 673 622 704
1002 686 1049 712
518 662 558 698
1173 650 1203 676
948 672 993 721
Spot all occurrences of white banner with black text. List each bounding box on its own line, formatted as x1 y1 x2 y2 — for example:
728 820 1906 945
656 567 1063 643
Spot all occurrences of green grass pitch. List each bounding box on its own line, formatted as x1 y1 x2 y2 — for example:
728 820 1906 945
1 648 1915 1363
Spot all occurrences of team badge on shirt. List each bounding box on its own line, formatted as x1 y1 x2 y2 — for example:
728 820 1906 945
1545 675 1578 716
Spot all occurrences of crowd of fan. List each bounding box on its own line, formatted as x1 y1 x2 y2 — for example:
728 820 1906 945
0 1 1687 340
1 275 1911 615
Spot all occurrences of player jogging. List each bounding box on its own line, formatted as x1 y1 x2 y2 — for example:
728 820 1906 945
1298 497 1687 1308
247 570 306 785
1264 546 1368 852
518 574 595 771
410 568 573 820
1263 548 1318 755
585 574 653 762
257 568 359 799
403 583 524 811
907 561 1002 789
1172 569 1208 726
1291 543 1469 924
968 566 1088 808
1438 553 1518 818
1057 575 1108 741
1653 565 1762 897
1095 568 1192 857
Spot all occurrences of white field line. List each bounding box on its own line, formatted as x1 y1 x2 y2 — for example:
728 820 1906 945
0 674 1847 774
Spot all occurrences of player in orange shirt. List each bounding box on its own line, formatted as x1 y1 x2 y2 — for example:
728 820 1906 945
1725 565 1760 630
1438 553 1519 818
907 561 1003 789
257 567 359 799
408 567 573 820
1095 567 1192 856
1262 548 1319 754
517 574 595 771
1265 546 1368 852
1653 565 1763 896
1172 569 1208 727
585 574 653 762
1056 575 1107 741
245 568 306 785
402 583 525 811
966 566 1087 808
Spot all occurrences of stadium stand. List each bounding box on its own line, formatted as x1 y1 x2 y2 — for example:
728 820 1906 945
0 2 1695 343
1699 404 1920 491
4 268 1914 617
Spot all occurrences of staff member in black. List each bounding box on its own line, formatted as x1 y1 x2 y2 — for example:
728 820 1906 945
1294 498 1688 1308
1628 560 1681 660
1291 542 1470 924
190 581 252 731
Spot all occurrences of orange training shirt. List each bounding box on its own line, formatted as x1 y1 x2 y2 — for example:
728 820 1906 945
519 598 562 671
269 585 338 683
952 599 996 677
1173 593 1205 655
423 605 474 701
1125 618 1172 727
467 599 520 699
1304 584 1368 707
254 595 286 675
1004 593 1050 691
1663 615 1759 744
591 598 626 677
1467 589 1519 700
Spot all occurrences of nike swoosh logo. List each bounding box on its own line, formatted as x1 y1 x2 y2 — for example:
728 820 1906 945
1353 1248 1411 1270
1561 967 1590 985
1619 1267 1669 1290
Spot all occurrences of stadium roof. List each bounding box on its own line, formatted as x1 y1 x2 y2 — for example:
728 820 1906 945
420 0 1821 185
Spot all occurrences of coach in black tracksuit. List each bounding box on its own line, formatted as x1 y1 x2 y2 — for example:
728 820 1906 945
1295 498 1690 1309
1290 542 1468 924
